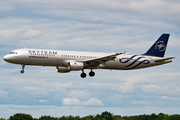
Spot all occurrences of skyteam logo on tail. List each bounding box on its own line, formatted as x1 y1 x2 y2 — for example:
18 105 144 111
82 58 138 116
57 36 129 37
155 41 165 52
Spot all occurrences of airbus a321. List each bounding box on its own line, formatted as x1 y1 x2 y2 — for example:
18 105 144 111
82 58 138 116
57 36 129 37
3 34 175 78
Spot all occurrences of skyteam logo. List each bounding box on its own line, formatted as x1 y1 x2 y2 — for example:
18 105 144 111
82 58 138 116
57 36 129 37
119 55 150 69
155 41 166 52
28 50 57 55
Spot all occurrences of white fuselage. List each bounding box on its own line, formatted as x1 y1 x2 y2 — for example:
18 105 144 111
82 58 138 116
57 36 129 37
3 34 175 78
3 48 172 71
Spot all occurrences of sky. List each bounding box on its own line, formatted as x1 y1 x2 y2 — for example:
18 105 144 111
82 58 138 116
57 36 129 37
0 0 180 119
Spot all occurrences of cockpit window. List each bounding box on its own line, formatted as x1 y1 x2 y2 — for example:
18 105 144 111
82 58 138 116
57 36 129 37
9 52 18 54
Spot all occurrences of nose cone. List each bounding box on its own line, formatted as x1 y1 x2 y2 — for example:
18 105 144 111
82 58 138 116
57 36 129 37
3 55 11 62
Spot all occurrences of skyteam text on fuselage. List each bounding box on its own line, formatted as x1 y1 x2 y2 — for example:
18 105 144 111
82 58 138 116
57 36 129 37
3 34 175 78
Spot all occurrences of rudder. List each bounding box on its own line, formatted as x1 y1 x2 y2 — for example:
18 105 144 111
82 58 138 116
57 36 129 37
143 34 170 57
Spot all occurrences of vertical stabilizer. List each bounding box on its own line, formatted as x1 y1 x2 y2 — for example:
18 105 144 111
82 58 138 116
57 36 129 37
143 34 170 57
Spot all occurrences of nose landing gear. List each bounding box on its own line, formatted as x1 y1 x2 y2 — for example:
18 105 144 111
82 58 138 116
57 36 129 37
21 64 25 74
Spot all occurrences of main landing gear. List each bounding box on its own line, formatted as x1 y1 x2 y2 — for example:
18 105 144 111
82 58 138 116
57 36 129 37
80 69 95 78
21 64 25 74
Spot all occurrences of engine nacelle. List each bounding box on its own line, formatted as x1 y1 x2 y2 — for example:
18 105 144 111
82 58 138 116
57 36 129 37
69 62 84 71
56 66 70 73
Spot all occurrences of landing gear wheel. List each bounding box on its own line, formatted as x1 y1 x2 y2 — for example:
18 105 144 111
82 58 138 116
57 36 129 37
89 71 95 77
21 64 25 74
81 73 86 78
21 70 24 74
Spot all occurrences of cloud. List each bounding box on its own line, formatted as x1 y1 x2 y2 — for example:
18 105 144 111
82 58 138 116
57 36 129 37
0 90 8 97
62 97 104 106
82 97 104 106
0 29 16 37
169 36 180 47
118 79 136 93
131 101 149 105
38 100 49 103
69 90 90 99
142 84 161 93
22 29 44 39
0 0 180 119
62 98 81 105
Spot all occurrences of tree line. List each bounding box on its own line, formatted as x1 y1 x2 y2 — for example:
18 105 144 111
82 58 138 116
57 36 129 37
1 111 180 120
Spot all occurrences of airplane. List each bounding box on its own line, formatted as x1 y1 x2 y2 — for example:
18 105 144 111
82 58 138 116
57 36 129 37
3 34 175 78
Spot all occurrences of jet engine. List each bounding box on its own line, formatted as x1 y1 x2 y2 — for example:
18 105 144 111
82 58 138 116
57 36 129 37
57 62 84 73
56 66 70 73
69 62 84 71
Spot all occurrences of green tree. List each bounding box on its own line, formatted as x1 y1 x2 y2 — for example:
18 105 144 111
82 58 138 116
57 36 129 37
0 118 6 120
167 114 180 120
66 115 78 120
81 115 94 120
73 116 80 120
122 116 133 120
113 115 124 120
101 111 113 120
39 115 58 120
9 113 33 120
158 113 167 119
95 114 101 119
150 113 159 120
59 116 68 120
135 114 148 120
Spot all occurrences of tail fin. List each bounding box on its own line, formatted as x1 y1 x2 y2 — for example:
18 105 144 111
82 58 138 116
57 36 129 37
143 34 170 57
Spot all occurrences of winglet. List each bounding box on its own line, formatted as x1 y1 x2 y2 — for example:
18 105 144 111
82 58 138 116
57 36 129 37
116 51 126 56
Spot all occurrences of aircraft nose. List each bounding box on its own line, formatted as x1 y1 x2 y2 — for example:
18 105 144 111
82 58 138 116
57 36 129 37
3 55 11 62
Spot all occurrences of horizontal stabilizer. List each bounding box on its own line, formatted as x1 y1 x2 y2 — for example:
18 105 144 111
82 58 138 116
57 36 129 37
154 57 175 62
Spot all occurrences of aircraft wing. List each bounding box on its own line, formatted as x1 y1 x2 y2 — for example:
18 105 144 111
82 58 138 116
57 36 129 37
81 52 126 68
